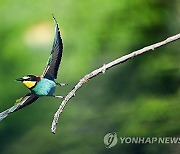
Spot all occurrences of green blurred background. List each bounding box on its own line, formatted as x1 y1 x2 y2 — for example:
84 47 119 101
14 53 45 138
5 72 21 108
0 0 179 153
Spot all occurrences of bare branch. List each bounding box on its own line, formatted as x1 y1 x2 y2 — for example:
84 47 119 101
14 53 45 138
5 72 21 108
51 33 180 134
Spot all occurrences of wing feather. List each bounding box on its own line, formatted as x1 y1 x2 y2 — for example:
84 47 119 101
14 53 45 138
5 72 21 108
15 93 39 111
42 16 63 80
0 93 39 121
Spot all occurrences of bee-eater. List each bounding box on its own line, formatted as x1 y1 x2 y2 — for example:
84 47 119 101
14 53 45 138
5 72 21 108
0 16 66 121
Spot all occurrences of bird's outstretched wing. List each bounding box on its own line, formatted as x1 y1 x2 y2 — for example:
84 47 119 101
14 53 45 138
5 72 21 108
0 93 39 121
42 16 63 80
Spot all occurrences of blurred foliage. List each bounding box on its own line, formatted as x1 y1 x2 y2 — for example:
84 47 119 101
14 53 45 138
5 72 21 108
0 0 179 154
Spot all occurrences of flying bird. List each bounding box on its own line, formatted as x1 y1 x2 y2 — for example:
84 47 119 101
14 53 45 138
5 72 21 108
0 16 66 121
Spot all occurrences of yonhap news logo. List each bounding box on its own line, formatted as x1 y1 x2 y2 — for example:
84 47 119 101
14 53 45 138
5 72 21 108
103 132 180 148
103 132 118 148
119 137 180 144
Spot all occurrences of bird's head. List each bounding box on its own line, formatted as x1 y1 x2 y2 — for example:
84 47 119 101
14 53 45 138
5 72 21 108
16 75 41 89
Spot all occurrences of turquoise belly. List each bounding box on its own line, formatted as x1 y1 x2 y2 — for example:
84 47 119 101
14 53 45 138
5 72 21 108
32 78 56 96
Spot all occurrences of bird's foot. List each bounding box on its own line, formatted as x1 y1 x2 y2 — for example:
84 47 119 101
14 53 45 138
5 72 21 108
53 95 64 99
56 83 68 86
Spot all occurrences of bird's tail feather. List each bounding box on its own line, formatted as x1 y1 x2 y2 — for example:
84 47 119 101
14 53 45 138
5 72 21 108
0 103 20 121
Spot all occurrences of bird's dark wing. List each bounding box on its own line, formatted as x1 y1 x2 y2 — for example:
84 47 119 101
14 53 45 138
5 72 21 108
42 16 63 80
14 93 39 111
0 93 39 121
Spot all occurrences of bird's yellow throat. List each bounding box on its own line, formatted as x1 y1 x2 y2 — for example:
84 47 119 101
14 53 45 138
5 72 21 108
23 81 36 89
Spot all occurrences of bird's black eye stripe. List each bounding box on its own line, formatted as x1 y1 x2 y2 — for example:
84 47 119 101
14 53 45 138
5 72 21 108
26 75 37 81
29 77 36 81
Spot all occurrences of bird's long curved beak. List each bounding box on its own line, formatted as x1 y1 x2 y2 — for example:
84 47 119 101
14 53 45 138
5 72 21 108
16 77 24 81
